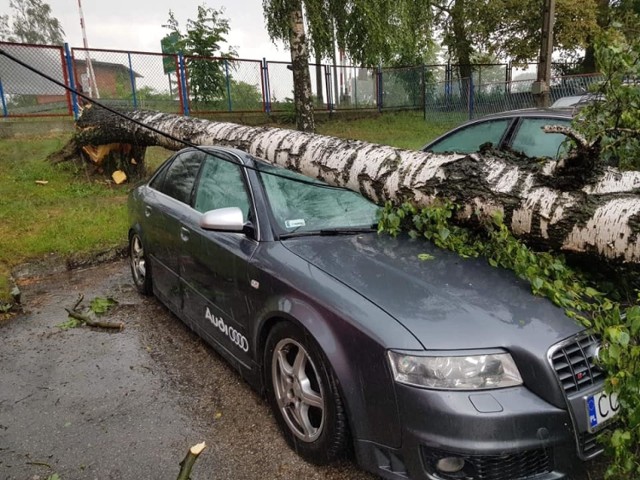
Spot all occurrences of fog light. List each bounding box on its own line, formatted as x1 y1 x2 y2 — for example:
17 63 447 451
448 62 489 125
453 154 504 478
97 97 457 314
436 456 465 473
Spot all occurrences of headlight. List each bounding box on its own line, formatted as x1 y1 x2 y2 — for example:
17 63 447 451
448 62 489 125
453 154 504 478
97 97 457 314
387 351 523 390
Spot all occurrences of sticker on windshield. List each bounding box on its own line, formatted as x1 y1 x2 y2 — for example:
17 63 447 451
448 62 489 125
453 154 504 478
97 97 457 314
285 219 306 229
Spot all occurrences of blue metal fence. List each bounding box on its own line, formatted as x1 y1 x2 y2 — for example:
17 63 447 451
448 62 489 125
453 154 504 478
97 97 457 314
0 41 604 120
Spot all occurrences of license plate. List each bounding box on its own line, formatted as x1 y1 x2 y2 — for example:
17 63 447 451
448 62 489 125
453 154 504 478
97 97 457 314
586 390 619 432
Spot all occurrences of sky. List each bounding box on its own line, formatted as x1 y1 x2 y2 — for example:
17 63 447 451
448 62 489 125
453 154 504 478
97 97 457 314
1 0 291 61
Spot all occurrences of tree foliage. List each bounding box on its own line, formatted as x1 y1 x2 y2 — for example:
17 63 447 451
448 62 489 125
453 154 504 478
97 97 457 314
0 0 64 45
163 5 237 103
574 28 640 170
264 0 436 67
435 0 600 68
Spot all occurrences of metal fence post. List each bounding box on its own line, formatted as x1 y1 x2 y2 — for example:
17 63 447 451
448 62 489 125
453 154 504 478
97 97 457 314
324 64 333 111
178 53 190 116
353 66 358 109
468 75 475 120
262 58 271 114
422 65 427 120
127 52 138 109
0 77 7 117
377 65 383 112
224 59 232 112
64 43 79 119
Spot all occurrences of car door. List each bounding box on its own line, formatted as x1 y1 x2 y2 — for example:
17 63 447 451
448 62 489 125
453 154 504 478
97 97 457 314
143 150 204 316
179 152 258 367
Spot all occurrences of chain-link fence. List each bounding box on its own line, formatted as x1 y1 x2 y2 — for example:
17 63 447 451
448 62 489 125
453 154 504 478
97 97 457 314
0 41 607 120
265 61 378 112
0 42 72 116
424 72 605 123
71 47 183 113
184 55 264 114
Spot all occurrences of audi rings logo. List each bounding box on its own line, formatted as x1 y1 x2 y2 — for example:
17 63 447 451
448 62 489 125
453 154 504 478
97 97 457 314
205 307 249 352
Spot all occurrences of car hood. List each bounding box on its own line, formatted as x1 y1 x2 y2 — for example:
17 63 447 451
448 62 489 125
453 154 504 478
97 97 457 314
280 233 583 352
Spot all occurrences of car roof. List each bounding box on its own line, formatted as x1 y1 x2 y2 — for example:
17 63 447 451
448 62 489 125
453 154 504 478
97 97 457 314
471 107 574 121
551 95 588 108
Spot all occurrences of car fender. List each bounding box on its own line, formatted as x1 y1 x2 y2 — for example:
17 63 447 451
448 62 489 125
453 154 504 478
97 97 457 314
254 293 406 449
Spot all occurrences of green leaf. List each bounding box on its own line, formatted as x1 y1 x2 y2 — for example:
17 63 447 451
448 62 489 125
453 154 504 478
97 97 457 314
89 297 118 315
618 331 631 347
532 277 544 290
627 306 640 335
418 253 435 261
57 318 82 330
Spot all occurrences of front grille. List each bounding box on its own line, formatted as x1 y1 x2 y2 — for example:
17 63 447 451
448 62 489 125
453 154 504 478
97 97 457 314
579 431 603 457
550 334 604 395
422 447 552 480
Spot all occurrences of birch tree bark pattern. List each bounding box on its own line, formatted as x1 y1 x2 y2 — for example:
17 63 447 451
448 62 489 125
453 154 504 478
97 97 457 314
72 107 640 265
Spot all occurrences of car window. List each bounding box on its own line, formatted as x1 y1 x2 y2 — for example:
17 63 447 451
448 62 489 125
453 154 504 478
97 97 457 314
258 163 379 233
427 119 511 153
510 118 571 159
194 155 251 219
157 151 204 204
148 161 170 190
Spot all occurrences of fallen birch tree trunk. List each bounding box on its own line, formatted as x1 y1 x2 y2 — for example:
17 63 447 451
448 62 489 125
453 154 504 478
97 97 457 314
56 106 640 267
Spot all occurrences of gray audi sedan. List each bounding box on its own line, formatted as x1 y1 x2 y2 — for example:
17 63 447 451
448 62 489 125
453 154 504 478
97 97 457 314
128 146 615 480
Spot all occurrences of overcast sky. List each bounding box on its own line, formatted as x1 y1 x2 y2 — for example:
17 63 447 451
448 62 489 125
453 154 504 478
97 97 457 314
1 0 291 61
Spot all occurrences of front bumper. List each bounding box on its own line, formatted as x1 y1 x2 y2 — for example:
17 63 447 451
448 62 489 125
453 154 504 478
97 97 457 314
355 384 595 480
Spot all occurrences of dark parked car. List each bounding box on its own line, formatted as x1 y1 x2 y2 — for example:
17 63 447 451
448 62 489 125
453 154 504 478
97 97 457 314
128 146 616 480
423 108 573 159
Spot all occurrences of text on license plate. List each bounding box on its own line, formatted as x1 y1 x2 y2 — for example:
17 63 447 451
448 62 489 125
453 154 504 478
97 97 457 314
586 390 619 431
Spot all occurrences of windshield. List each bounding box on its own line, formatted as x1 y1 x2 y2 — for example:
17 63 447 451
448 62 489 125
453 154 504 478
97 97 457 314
258 163 380 234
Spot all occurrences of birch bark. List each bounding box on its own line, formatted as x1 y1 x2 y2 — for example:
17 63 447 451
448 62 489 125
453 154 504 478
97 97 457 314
62 108 640 265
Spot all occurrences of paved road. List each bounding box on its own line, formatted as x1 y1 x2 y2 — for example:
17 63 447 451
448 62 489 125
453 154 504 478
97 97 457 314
0 260 374 480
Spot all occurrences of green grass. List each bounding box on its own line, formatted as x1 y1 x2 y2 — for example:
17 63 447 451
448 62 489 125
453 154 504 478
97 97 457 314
0 111 462 303
0 138 173 302
316 111 461 149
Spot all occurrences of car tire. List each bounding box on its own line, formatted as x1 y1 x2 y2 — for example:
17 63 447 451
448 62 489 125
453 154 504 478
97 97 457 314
129 232 152 296
264 322 350 465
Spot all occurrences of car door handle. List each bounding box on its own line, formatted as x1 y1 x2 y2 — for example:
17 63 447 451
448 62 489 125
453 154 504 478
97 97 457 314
180 227 190 242
145 205 152 217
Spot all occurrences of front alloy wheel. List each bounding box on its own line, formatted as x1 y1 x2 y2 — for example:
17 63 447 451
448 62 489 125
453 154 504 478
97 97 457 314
265 322 350 465
129 232 152 295
272 338 325 442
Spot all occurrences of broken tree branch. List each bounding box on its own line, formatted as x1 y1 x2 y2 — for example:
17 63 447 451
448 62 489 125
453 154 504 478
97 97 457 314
177 442 207 480
64 308 124 330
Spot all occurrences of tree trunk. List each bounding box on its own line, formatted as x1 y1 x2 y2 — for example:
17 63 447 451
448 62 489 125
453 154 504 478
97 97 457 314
61 106 640 267
289 0 315 133
451 0 473 89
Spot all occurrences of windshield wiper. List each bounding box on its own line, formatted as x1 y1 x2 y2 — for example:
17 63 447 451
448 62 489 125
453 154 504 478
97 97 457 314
319 226 377 235
279 225 377 240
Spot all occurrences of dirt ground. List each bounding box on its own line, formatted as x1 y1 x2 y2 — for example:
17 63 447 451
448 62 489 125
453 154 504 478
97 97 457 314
0 260 373 480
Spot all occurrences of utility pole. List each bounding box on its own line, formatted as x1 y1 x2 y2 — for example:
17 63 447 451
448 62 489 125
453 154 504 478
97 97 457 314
532 0 555 107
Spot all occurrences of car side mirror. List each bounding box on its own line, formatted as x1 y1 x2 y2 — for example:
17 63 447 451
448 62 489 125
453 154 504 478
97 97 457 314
200 207 245 232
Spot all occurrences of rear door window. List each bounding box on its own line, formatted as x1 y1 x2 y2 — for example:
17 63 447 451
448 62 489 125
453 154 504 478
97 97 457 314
156 151 205 204
510 118 572 158
426 119 511 153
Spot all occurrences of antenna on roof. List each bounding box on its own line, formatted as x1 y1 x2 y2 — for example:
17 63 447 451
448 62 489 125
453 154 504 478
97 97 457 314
77 0 100 99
